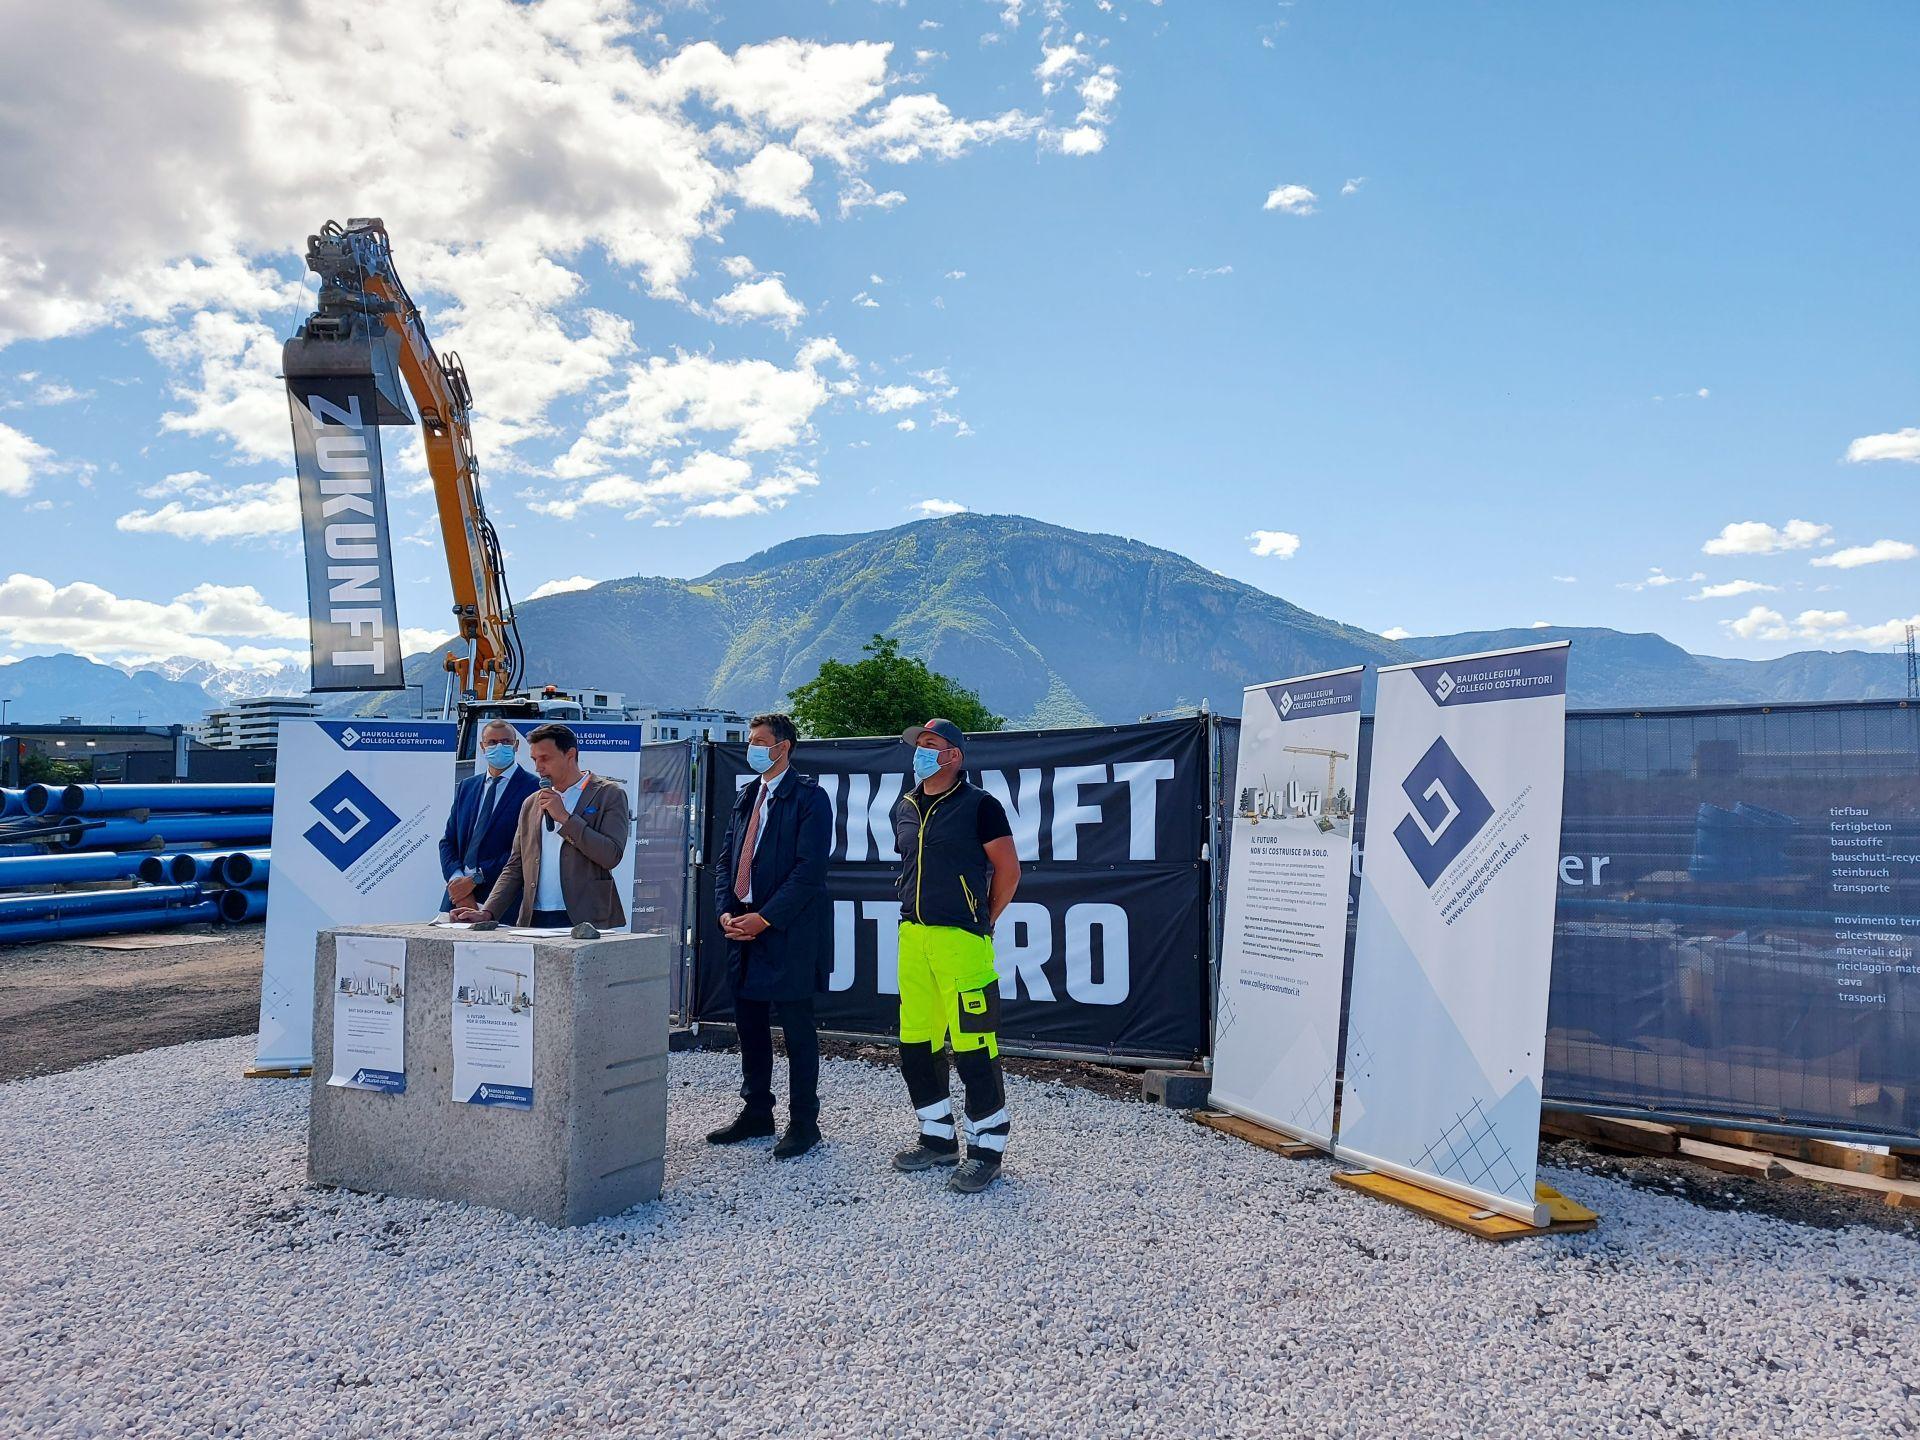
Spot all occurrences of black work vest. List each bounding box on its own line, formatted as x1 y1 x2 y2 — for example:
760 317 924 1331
892 778 994 935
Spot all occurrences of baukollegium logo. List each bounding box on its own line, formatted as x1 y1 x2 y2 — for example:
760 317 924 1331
1276 689 1294 718
304 771 401 871
1392 736 1494 887
1434 671 1457 702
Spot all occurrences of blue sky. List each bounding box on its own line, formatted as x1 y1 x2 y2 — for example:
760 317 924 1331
0 0 1915 677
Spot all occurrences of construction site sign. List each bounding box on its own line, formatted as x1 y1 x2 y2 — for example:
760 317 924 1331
287 374 406 691
1210 665 1364 1149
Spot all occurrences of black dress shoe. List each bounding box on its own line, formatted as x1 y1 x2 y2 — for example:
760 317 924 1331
707 1109 776 1144
773 1120 822 1159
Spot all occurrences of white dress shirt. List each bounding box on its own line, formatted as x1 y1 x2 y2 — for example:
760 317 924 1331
534 773 590 913
739 769 785 905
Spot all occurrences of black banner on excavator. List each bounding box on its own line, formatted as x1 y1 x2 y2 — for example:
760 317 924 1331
288 374 406 692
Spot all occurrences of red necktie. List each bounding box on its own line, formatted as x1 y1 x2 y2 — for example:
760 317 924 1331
734 784 763 904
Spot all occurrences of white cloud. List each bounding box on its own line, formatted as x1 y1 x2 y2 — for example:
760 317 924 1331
1340 177 1365 196
1184 265 1233 279
1687 579 1777 601
710 276 808 330
0 572 306 668
913 498 966 516
1380 626 1412 641
142 312 289 464
1052 126 1106 156
537 450 817 523
732 144 817 219
1702 519 1832 556
851 291 881 308
945 269 967 280
1247 529 1301 559
1036 43 1087 85
1844 428 1920 464
1810 539 1917 569
1263 184 1318 215
1618 567 1704 591
720 254 758 279
115 476 298 542
839 178 908 217
526 575 600 600
1722 604 1920 648
0 421 52 497
895 418 917 432
1552 575 1577 583
1696 388 1710 399
866 384 928 412
1077 67 1120 127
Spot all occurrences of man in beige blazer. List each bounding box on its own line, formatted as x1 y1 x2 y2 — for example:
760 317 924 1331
451 722 630 929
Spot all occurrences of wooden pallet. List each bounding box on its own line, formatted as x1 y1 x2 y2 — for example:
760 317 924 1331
1191 1110 1320 1158
1333 1170 1598 1241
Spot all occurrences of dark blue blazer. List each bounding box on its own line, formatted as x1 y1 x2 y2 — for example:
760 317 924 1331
438 766 540 910
714 769 833 1003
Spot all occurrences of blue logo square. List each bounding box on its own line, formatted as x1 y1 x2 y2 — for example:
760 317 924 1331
1392 737 1494 887
304 771 401 871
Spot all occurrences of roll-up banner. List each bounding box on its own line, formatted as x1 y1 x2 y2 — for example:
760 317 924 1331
511 722 643 932
254 719 456 1072
287 375 406 692
1336 642 1570 1225
693 720 1211 1061
1211 666 1364 1147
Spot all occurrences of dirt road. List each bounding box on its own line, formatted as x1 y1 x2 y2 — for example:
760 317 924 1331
0 926 263 1083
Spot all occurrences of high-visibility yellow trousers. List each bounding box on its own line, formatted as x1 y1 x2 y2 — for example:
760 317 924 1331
897 921 1001 1059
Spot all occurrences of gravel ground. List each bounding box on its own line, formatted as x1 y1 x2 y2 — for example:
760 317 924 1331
3 1040 1918 1440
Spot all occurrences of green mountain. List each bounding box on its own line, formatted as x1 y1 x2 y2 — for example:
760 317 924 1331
380 513 1409 725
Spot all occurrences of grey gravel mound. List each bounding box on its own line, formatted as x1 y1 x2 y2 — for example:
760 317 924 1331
2 1038 1917 1439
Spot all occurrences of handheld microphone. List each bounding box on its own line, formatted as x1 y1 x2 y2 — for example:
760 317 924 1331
539 775 556 831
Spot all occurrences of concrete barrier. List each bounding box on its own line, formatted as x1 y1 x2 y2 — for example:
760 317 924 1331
309 923 671 1226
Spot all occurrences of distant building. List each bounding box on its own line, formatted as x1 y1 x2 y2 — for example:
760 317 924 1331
622 706 750 744
198 695 321 749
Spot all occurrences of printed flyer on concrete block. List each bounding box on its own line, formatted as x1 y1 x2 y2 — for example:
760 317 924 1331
255 719 456 1071
451 941 535 1108
1336 641 1570 1225
1210 666 1364 1148
512 721 641 932
327 933 408 1092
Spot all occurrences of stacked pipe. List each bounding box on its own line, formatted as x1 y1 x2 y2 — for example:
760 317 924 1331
0 782 276 945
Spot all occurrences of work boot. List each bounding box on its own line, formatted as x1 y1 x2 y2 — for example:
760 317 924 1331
948 1156 1002 1194
706 1108 776 1144
892 1138 961 1172
773 1120 822 1159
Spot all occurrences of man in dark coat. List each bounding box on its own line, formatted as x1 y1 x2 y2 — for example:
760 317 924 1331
708 712 833 1158
437 718 540 913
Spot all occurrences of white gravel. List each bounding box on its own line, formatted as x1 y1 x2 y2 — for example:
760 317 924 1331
2 1039 1918 1440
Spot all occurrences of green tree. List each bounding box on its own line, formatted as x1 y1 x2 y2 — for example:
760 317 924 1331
787 634 1003 739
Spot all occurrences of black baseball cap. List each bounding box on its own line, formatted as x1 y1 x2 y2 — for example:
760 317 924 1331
901 718 965 751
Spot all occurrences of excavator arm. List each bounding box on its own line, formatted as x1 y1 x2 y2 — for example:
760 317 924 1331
283 218 523 706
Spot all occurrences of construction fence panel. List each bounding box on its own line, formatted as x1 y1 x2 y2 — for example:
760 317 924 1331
633 740 696 1020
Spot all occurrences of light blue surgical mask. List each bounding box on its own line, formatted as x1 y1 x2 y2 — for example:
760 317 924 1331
747 743 777 774
912 746 945 783
483 743 517 772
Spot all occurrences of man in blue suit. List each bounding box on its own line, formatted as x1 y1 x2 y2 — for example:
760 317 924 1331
708 712 833 1159
438 719 540 914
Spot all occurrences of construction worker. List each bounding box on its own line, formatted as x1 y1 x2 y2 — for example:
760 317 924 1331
891 718 1021 1193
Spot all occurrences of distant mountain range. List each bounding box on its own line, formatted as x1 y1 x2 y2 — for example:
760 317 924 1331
4 515 1911 727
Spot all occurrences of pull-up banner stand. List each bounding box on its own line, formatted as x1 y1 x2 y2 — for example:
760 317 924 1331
253 719 456 1073
1210 666 1364 1148
1335 642 1571 1225
287 374 407 692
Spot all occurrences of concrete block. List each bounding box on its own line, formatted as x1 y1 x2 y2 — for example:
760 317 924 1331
309 922 672 1226
1141 1067 1213 1109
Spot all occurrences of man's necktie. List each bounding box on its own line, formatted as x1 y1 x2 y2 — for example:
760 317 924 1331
465 777 501 869
733 783 763 904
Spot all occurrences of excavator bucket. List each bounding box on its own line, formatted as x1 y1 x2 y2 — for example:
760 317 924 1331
282 320 413 427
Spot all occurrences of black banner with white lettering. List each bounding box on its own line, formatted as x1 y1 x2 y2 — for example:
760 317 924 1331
693 718 1210 1060
287 374 405 691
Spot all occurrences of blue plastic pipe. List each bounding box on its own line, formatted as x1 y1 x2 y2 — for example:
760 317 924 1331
0 883 204 923
219 887 268 922
56 814 272 851
137 852 222 884
218 851 270 888
0 852 154 888
0 898 222 945
0 788 26 818
27 783 275 816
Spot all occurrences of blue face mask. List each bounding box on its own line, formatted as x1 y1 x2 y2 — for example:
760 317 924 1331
912 746 945 783
483 743 517 771
747 743 777 774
